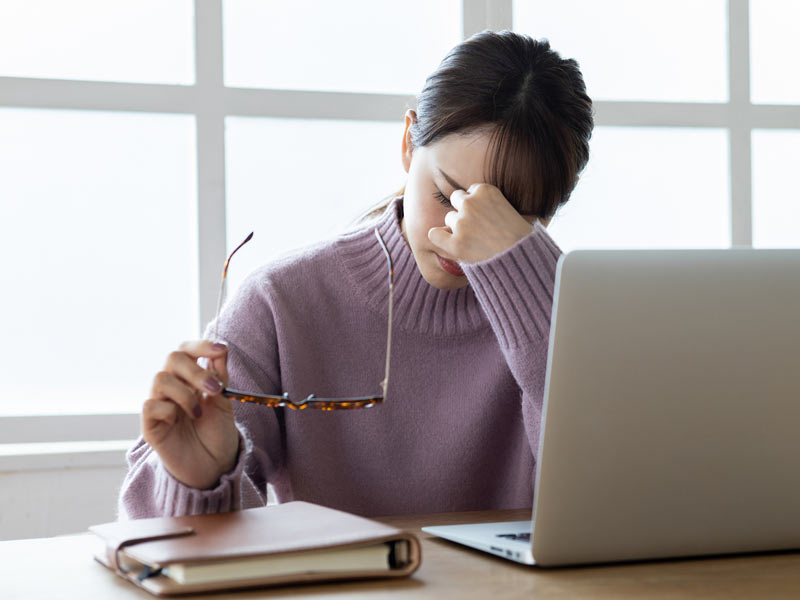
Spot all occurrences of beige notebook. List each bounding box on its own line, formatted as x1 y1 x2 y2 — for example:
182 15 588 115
90 501 420 596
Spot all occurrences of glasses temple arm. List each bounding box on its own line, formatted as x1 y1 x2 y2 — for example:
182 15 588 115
374 228 395 398
211 232 254 342
212 275 227 343
381 280 393 396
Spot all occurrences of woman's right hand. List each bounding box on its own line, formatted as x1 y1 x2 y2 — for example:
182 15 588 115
142 340 240 489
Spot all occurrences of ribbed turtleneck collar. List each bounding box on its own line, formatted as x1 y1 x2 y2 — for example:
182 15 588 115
336 198 489 336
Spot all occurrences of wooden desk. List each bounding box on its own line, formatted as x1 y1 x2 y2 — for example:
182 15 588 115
4 509 800 599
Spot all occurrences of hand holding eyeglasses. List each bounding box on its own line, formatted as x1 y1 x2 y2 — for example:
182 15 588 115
141 227 394 489
141 234 254 490
143 339 240 490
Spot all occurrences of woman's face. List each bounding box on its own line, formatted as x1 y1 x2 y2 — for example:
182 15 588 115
400 113 497 290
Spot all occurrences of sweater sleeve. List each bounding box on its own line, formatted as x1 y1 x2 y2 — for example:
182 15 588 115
117 270 285 520
461 222 562 461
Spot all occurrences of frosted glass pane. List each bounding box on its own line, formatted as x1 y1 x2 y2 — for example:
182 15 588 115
750 0 800 104
0 109 197 416
224 0 461 94
549 127 730 250
0 0 194 84
752 130 800 248
225 117 405 296
513 0 727 102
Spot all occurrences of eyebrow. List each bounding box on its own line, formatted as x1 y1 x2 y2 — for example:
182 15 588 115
437 169 466 192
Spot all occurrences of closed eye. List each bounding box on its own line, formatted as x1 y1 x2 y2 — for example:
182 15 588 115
433 189 452 208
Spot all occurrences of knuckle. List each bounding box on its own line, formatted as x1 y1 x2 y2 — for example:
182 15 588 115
153 370 172 388
166 350 184 366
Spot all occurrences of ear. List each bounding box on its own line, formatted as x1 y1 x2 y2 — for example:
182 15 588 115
401 109 417 174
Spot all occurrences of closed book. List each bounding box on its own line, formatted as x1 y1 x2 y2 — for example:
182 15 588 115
89 501 420 596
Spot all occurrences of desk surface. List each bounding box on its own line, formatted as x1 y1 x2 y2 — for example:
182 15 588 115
4 509 800 599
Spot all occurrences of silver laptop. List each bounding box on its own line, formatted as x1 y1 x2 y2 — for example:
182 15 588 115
423 248 800 566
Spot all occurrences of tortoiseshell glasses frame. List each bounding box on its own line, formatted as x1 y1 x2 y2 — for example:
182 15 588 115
210 229 394 411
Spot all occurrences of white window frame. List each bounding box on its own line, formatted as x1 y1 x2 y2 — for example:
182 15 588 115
0 0 797 444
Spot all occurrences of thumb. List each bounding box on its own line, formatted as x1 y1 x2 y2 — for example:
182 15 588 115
428 226 454 253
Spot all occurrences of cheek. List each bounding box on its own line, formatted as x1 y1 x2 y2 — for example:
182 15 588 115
404 161 448 239
410 202 446 245
404 188 432 235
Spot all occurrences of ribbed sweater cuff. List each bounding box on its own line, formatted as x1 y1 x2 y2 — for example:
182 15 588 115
151 429 250 516
462 222 561 349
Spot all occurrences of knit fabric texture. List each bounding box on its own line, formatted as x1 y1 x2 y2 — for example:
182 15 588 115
119 198 562 519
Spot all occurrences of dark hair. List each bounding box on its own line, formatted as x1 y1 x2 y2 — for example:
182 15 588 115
357 30 593 223
413 30 593 218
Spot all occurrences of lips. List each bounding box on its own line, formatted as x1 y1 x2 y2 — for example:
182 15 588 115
436 253 465 277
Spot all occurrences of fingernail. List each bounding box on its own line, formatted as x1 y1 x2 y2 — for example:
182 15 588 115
212 342 227 351
204 377 223 393
193 403 203 418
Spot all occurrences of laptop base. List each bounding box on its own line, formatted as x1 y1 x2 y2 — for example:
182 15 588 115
422 521 535 565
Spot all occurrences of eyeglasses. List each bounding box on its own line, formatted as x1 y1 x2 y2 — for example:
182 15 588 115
210 229 394 411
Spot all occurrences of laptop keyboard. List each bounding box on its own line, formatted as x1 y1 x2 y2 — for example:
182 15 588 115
496 532 531 542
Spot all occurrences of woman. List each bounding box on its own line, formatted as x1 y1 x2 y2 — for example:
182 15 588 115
119 30 593 519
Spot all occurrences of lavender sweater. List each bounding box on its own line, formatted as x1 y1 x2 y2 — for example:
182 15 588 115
119 199 561 519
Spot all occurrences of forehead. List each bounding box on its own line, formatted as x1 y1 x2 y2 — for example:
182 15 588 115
426 129 495 185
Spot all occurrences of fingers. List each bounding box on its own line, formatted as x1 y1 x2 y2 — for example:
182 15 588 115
142 396 179 428
428 226 455 255
178 339 229 360
165 350 225 396
430 183 532 263
444 209 459 232
209 354 230 388
145 340 229 427
449 188 468 211
151 370 204 421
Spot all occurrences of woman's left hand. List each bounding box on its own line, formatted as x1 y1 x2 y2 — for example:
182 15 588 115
428 183 535 264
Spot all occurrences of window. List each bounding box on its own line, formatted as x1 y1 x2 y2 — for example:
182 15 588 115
0 109 197 415
548 127 730 250
223 0 461 94
752 130 800 248
1 0 798 433
750 0 800 104
514 0 728 102
0 0 194 84
225 117 405 297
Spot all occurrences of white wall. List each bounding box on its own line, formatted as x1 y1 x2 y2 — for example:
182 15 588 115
0 445 129 540
0 442 277 540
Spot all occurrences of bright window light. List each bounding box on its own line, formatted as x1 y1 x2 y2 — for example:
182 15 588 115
750 0 800 104
224 116 405 298
0 0 194 84
0 109 197 416
513 0 728 102
549 127 730 251
223 0 461 94
752 130 800 248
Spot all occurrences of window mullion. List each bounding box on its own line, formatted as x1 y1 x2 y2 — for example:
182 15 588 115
195 0 227 333
462 0 487 38
464 0 513 37
729 0 753 247
487 0 513 31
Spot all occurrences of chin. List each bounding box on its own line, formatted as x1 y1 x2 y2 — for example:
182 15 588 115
421 265 469 291
433 278 470 291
